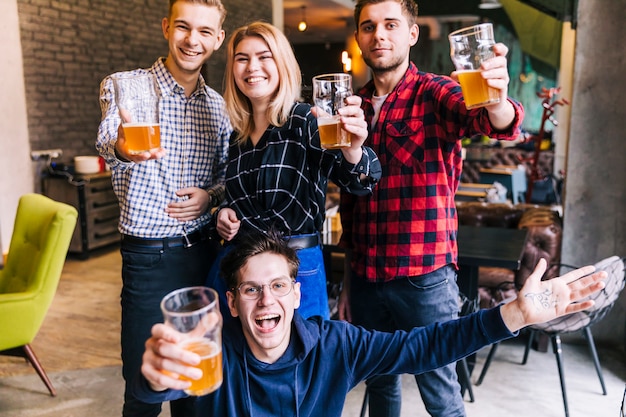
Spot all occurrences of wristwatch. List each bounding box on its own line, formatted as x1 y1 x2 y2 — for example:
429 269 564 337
207 189 217 208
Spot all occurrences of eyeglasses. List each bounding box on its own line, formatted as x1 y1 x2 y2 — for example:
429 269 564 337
232 278 296 300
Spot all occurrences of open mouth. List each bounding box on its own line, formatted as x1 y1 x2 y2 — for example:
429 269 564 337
255 313 281 330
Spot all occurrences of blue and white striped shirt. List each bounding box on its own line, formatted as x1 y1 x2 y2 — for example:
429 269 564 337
97 59 231 238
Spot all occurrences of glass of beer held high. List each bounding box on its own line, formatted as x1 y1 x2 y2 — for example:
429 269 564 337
112 72 161 154
312 73 353 149
161 286 223 396
449 23 500 110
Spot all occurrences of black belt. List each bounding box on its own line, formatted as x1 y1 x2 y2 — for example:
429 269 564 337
121 227 213 249
284 233 321 250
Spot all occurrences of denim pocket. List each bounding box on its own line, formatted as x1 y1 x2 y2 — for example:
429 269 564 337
121 248 163 271
406 274 449 291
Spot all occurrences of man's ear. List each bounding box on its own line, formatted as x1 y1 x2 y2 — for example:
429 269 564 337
162 17 170 40
293 281 301 309
226 291 239 318
409 23 419 47
214 29 226 51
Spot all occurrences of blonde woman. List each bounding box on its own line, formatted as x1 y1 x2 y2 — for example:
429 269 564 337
207 21 381 319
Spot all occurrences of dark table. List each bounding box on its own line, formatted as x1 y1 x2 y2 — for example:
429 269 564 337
322 225 529 296
457 225 529 303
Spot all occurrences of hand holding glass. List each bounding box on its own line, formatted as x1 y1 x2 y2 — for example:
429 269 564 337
312 73 353 149
161 286 223 396
449 23 500 110
112 73 161 154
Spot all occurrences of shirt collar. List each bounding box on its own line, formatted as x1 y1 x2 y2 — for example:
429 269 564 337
150 58 208 98
359 62 419 102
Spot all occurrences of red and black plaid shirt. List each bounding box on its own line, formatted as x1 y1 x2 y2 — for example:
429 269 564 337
340 63 524 282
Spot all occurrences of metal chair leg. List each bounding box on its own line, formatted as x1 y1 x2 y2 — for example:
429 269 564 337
22 344 57 397
552 334 569 417
458 358 475 402
522 329 535 365
359 387 368 417
583 326 607 395
476 343 499 386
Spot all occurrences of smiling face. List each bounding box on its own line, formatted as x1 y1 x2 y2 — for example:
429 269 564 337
162 1 225 80
232 36 280 107
226 252 301 364
355 1 418 76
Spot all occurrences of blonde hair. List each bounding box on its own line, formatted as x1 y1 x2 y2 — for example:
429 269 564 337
168 0 227 26
224 22 302 144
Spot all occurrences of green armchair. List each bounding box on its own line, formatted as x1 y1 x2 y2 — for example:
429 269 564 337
0 193 78 396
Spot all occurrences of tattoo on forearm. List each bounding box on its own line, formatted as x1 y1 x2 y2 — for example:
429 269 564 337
524 289 557 310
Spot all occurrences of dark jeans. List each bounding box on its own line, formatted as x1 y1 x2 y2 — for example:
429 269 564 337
120 237 221 417
349 265 466 417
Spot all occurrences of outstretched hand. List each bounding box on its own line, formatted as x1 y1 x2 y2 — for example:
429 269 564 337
500 259 607 332
141 324 201 393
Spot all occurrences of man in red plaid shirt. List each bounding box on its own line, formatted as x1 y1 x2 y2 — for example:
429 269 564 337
338 1 524 416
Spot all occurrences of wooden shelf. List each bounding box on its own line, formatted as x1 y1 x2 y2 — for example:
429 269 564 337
43 172 119 258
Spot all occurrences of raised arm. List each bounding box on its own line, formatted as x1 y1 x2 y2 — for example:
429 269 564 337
500 259 607 332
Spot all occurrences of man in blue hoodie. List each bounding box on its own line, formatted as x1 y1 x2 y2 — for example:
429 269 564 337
135 230 605 417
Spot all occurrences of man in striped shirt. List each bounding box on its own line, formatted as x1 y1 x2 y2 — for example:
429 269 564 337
338 1 525 416
96 1 231 416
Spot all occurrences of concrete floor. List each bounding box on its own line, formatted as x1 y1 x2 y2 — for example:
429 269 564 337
0 246 624 417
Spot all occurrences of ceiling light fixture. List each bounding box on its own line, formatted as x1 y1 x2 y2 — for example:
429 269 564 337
298 6 307 32
479 0 503 9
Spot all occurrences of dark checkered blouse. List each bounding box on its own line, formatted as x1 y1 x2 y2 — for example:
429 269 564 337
224 102 381 236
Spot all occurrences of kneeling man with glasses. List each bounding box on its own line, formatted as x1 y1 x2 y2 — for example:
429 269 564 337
135 229 606 417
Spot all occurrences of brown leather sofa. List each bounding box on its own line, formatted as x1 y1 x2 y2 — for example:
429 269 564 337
456 201 563 309
462 147 554 184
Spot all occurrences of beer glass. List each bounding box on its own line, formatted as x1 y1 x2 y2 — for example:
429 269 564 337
449 23 500 110
312 73 352 149
161 286 223 396
112 73 161 154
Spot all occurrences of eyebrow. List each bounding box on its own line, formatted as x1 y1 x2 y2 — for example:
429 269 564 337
234 49 272 57
173 18 216 33
359 17 402 29
239 276 291 285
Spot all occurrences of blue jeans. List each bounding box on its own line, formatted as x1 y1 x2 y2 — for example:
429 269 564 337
293 244 330 320
120 237 221 417
349 265 465 417
206 239 330 321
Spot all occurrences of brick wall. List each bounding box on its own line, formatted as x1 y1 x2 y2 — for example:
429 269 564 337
17 0 271 163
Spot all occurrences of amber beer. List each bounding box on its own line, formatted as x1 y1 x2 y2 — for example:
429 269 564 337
122 122 160 154
180 338 223 396
457 70 500 110
161 286 223 395
112 73 161 153
318 116 351 149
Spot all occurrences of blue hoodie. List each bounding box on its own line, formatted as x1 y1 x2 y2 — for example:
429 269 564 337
134 306 514 416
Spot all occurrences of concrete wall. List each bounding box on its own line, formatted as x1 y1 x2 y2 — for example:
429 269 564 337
0 0 33 253
562 0 626 349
